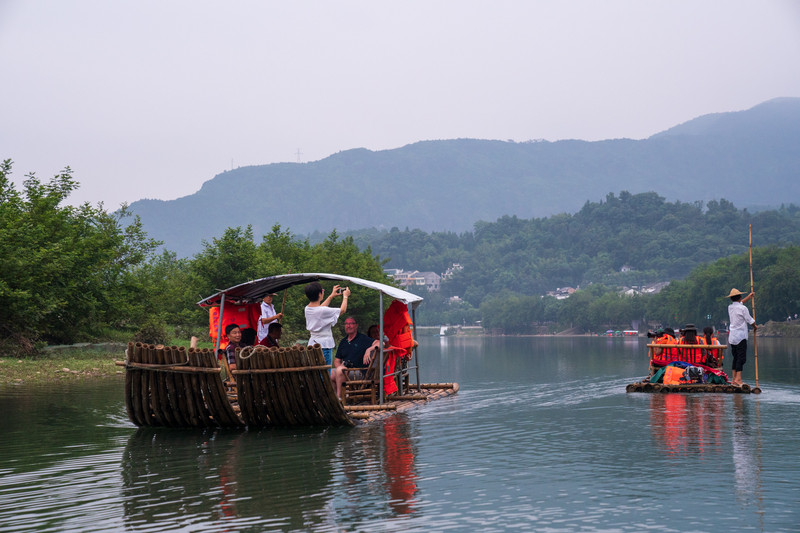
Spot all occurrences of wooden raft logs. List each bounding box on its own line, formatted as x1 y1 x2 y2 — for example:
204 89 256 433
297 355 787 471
123 342 244 428
625 381 753 394
350 384 460 425
122 343 458 428
234 344 354 427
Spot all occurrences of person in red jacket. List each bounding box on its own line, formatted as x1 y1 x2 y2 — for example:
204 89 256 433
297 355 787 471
653 327 678 365
678 324 703 365
700 326 722 367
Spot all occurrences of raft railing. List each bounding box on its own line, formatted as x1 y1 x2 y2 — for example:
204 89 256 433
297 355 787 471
647 343 728 372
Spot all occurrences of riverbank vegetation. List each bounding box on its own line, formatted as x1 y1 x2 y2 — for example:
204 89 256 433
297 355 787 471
3 160 800 357
1 161 391 356
0 349 123 385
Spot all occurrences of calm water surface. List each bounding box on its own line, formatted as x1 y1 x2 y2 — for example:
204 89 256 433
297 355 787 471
1 336 799 532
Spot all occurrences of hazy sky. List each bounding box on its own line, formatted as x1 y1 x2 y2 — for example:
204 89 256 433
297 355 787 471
2 1 800 208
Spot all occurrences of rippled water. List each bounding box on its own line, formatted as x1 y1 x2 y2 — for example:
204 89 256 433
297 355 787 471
1 337 799 531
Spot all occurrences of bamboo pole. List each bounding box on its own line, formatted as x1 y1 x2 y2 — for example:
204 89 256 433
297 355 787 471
645 344 727 349
232 365 331 374
279 268 291 321
750 224 760 391
417 383 458 389
123 361 223 374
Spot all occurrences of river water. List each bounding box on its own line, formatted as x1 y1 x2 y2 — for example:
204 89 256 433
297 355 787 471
1 336 799 532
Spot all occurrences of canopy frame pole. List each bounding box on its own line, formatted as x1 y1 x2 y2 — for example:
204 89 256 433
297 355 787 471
214 293 226 357
379 291 385 405
412 306 421 388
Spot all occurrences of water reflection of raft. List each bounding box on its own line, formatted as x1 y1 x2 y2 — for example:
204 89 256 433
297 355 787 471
120 341 458 428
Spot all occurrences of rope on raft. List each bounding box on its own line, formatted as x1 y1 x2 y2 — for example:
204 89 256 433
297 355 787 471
235 344 353 427
124 342 243 428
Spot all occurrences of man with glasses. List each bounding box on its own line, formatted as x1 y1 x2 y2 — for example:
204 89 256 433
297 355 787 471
331 316 374 398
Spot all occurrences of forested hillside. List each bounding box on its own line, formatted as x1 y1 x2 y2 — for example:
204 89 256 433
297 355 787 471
351 192 800 307
128 98 800 257
476 245 800 334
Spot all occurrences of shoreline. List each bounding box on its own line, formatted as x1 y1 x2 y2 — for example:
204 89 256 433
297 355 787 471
0 348 125 386
4 323 797 386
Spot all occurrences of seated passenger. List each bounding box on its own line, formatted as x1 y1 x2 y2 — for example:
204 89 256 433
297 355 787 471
224 323 244 371
264 322 282 348
364 324 404 363
700 326 721 367
331 317 375 398
653 327 678 365
678 324 702 365
241 327 257 347
366 324 381 355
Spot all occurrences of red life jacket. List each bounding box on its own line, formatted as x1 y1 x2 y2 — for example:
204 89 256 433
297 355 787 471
654 334 678 364
700 336 720 349
678 336 703 365
700 336 721 366
664 365 686 385
381 300 416 395
208 304 260 351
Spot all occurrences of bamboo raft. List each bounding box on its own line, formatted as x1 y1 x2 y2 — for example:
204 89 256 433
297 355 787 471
626 382 753 394
626 342 758 394
120 342 458 428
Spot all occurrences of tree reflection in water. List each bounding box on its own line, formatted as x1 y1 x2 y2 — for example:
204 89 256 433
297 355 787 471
121 427 335 530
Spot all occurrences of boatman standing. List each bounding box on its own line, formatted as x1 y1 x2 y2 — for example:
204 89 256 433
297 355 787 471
727 288 757 386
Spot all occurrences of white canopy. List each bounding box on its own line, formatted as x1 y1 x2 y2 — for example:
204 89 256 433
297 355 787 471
196 273 424 310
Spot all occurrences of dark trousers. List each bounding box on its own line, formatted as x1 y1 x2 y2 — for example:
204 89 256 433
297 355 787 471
730 340 747 371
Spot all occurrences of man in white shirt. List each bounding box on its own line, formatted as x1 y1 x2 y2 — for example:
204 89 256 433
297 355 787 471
256 293 283 345
727 288 757 386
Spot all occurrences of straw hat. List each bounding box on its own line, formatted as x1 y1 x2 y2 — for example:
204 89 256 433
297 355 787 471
727 288 744 298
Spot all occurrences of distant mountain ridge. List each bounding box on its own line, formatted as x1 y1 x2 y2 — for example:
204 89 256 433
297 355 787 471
127 98 800 257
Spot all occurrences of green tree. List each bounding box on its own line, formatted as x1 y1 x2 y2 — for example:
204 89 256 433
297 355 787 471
0 160 159 348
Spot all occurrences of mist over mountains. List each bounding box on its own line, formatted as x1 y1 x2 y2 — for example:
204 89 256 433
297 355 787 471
128 98 800 257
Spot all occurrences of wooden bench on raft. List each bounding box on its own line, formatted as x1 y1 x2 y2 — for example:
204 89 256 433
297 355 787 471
340 353 380 406
341 354 428 407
